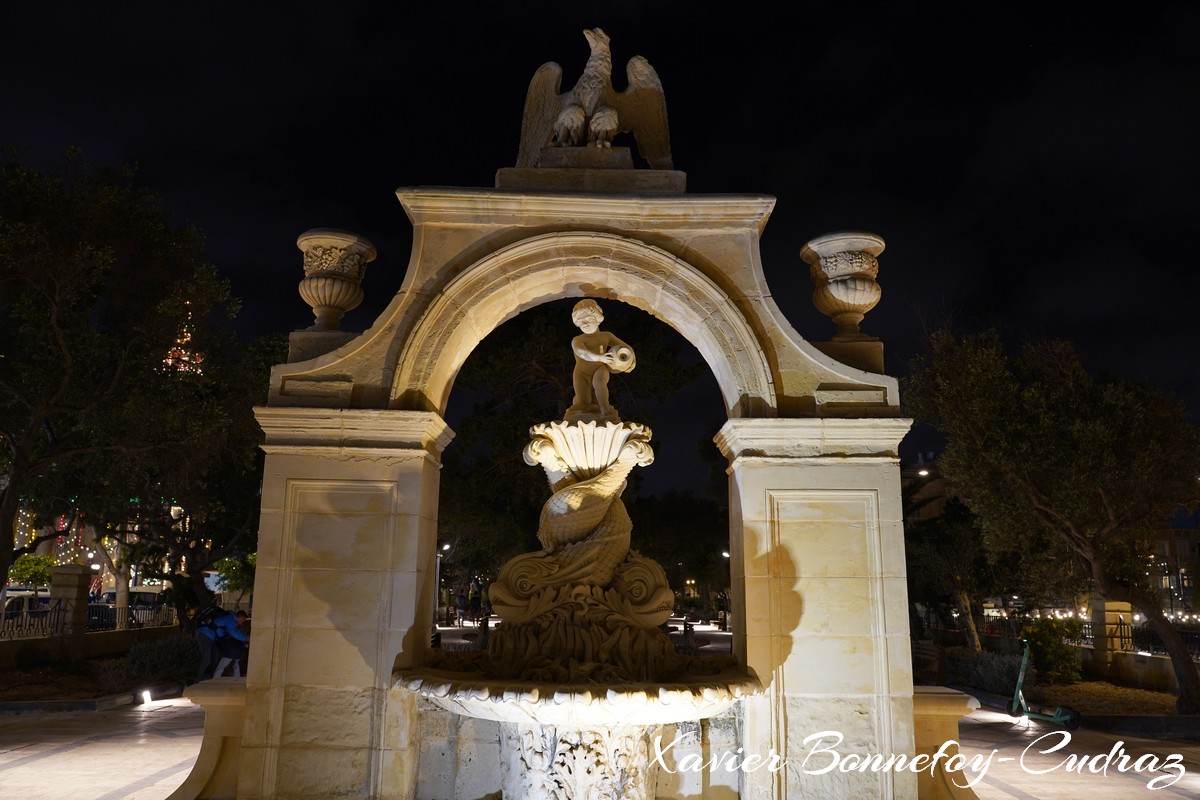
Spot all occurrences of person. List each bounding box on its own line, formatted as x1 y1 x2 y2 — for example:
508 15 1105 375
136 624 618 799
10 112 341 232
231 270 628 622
682 620 698 655
455 590 468 627
567 299 636 421
213 641 245 678
468 578 482 625
195 608 250 681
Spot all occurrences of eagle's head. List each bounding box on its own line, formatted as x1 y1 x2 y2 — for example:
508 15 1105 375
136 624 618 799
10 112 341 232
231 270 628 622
583 28 610 51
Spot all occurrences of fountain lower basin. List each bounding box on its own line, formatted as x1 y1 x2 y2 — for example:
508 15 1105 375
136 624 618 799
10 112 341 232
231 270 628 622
398 667 758 726
397 667 760 800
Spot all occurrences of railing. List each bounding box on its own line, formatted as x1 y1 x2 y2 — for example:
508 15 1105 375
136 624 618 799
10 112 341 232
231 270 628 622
1115 621 1200 660
0 601 64 640
85 603 179 632
921 614 1200 660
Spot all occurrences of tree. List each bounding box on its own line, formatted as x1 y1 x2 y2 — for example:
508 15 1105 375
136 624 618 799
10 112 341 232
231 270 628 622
66 332 284 616
214 551 256 607
0 149 282 623
8 554 53 598
906 498 988 651
906 330 1200 712
628 490 729 616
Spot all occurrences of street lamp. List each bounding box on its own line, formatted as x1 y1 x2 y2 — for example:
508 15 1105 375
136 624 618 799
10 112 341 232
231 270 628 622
434 543 451 625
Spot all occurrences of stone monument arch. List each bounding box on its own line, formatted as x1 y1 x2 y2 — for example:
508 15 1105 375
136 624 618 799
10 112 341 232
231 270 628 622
180 28 927 800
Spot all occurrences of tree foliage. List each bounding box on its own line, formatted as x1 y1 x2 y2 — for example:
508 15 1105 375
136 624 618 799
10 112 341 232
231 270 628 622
905 497 992 650
214 552 257 598
906 330 1200 711
0 149 279 611
628 490 729 614
8 554 53 591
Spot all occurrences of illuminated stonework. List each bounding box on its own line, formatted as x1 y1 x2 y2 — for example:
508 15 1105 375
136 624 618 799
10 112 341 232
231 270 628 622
296 228 376 331
801 231 885 342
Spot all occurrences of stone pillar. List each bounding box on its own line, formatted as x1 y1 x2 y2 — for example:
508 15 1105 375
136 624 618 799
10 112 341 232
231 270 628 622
239 408 453 800
715 418 915 800
50 565 89 658
1090 595 1133 672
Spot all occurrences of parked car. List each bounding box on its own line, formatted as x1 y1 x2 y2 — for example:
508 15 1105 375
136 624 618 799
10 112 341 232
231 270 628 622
3 594 50 620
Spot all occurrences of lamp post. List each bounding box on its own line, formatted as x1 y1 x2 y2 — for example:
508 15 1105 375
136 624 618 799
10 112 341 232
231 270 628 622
434 543 451 625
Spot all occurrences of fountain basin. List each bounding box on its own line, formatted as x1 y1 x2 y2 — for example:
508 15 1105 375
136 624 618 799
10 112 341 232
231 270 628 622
397 668 760 800
397 667 759 726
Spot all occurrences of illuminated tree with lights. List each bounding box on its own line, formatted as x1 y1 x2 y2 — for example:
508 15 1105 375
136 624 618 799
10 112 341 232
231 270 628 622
163 301 205 374
907 330 1200 712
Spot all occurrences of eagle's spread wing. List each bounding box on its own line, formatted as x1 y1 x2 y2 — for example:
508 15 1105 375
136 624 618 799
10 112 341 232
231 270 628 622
516 62 564 168
606 55 672 170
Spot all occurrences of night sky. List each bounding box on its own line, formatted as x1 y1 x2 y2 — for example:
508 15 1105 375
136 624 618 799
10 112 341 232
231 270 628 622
5 3 1199 477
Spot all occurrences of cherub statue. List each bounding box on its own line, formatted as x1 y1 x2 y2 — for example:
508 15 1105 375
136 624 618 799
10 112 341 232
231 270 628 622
567 299 636 422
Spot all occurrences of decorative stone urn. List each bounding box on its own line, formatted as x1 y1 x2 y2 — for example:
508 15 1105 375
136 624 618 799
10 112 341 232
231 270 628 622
296 228 376 331
800 231 885 342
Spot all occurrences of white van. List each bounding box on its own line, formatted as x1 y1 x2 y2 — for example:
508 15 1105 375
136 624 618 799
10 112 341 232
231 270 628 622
100 588 164 608
3 594 50 619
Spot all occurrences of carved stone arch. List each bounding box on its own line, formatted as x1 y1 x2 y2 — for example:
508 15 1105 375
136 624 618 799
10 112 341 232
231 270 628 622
390 231 777 418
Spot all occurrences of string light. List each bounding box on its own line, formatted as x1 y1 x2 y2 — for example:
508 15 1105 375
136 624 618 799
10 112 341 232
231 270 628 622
163 301 204 374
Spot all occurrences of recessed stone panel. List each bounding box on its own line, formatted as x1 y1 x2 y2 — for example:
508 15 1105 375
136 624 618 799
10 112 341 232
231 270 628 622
290 513 397 570
288 569 385 630
292 480 397 515
781 634 880 694
281 627 379 686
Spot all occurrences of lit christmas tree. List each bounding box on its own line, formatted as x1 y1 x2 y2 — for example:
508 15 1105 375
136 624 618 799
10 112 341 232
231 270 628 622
163 301 204 374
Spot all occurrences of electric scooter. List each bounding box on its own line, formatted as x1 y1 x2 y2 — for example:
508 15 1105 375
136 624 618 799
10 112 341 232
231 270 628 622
1008 637 1081 729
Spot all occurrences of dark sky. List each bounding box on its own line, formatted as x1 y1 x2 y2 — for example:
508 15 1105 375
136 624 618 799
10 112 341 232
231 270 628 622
5 3 1199 477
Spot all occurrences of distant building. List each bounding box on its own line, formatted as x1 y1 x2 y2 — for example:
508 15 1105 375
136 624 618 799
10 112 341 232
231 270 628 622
1154 509 1200 615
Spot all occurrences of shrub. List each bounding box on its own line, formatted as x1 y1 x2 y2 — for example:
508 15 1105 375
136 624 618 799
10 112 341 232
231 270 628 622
944 646 1033 695
1020 617 1083 684
124 634 200 684
91 658 133 694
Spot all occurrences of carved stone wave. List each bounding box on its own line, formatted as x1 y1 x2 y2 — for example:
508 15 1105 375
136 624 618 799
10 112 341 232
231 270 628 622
490 421 656 616
486 582 675 683
481 419 695 682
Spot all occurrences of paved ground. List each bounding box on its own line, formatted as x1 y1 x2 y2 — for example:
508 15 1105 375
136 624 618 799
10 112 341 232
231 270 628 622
2 622 1197 799
959 706 1200 798
0 698 202 800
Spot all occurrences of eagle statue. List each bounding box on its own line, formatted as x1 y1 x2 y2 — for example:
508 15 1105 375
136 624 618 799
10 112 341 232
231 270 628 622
515 28 673 170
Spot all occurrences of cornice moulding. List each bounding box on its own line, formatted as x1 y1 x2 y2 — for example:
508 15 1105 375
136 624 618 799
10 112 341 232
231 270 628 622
714 417 913 460
254 407 454 454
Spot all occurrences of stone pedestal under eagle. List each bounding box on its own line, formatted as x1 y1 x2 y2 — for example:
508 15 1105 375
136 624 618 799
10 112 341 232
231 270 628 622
516 28 672 170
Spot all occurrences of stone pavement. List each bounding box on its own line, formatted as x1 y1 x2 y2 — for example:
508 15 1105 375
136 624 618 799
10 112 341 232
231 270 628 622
958 705 1200 799
0 698 202 800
